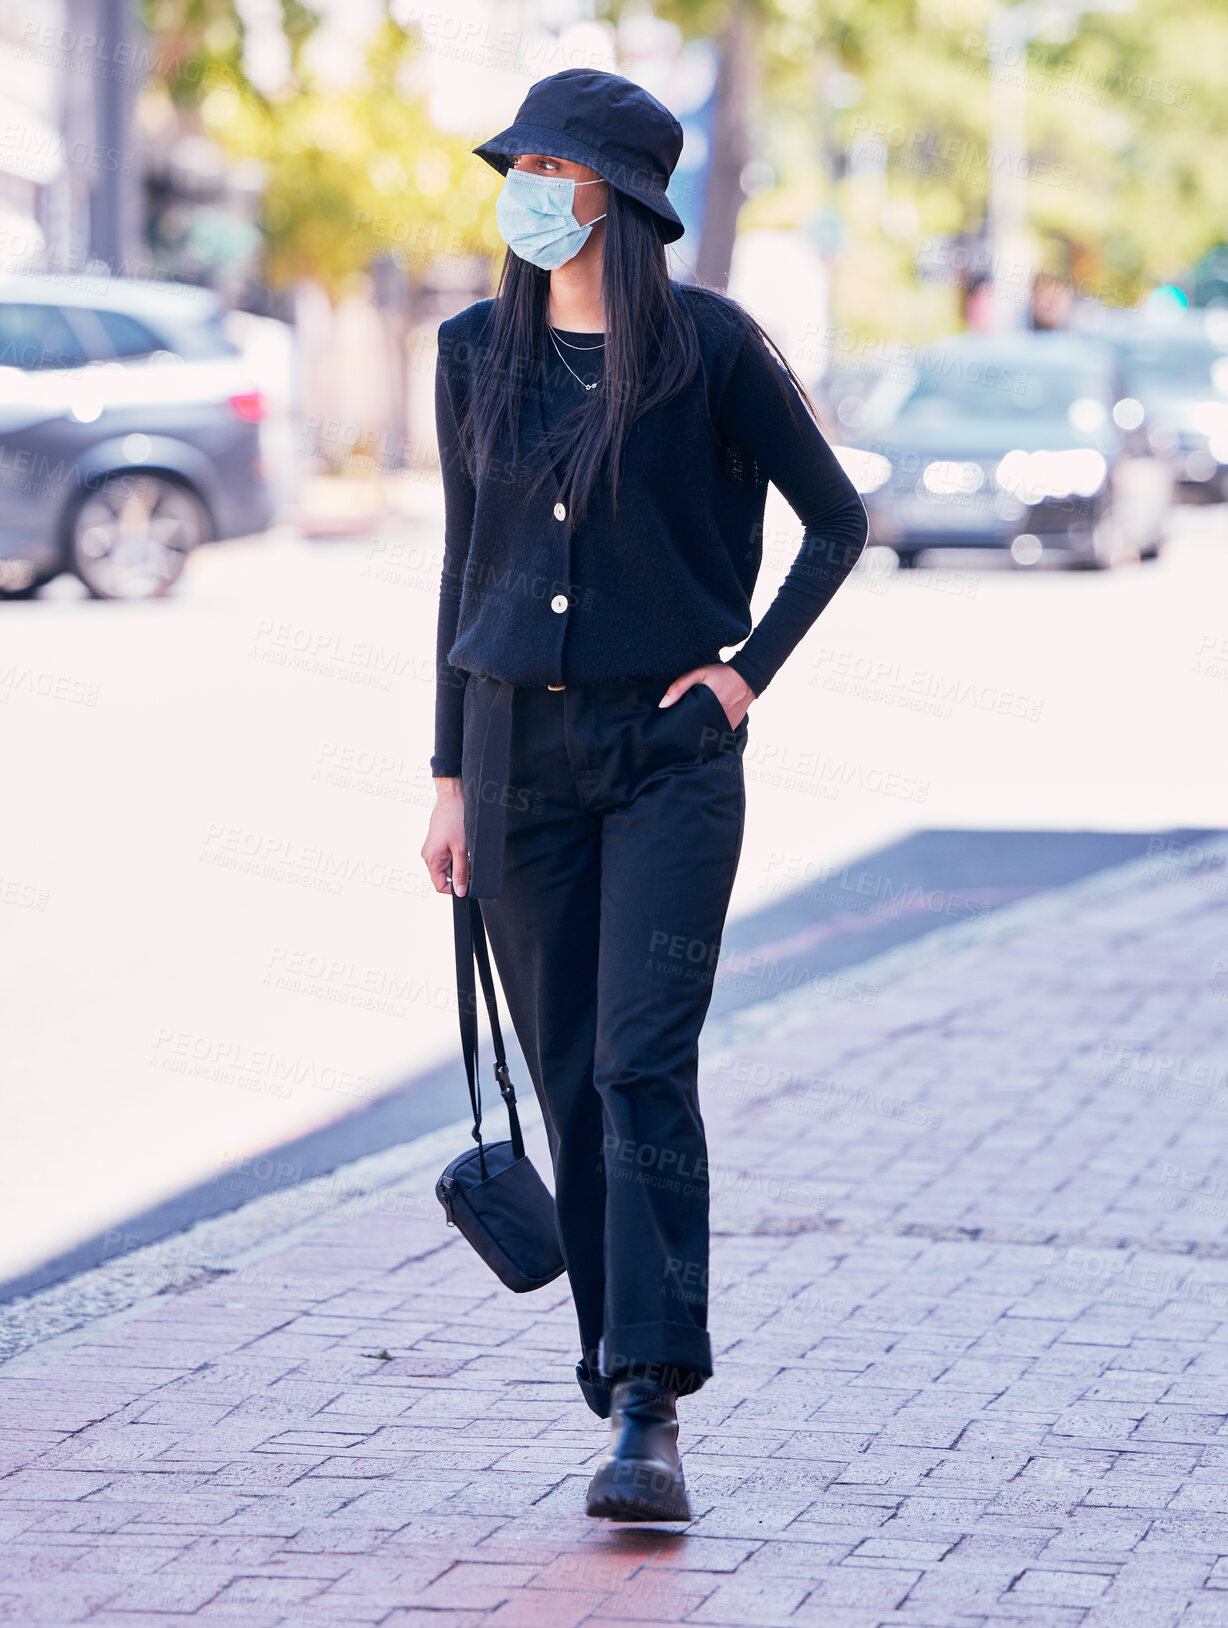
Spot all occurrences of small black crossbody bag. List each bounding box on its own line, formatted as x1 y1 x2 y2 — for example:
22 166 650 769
435 892 566 1294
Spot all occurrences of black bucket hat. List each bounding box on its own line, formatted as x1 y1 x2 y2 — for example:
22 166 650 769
473 68 686 244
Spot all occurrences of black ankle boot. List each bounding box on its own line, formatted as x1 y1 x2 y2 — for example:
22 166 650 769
585 1377 692 1522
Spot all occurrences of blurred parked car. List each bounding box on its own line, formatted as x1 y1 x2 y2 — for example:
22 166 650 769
817 357 889 435
1093 323 1228 501
0 274 273 600
831 333 1172 569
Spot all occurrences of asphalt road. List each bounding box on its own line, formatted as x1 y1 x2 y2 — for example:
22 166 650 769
2 490 1225 1296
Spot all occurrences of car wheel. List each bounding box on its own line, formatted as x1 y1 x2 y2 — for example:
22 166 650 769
70 473 207 601
1069 544 1107 571
0 558 54 599
1074 515 1126 571
894 550 917 569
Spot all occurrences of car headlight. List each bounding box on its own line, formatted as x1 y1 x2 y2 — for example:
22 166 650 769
994 448 1107 502
1191 401 1228 440
921 460 984 496
1112 397 1145 431
834 446 892 494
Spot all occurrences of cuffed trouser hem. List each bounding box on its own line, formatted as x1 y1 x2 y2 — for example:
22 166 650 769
576 1361 612 1419
599 1322 713 1394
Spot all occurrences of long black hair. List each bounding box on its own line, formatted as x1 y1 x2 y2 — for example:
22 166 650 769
457 184 820 526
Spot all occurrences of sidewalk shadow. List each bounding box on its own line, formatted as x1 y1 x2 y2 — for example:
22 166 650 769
4 827 1218 1305
708 826 1217 1018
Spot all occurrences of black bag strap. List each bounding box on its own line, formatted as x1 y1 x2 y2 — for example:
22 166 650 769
452 890 525 1173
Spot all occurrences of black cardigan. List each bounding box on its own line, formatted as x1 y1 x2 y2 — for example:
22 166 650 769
431 282 867 777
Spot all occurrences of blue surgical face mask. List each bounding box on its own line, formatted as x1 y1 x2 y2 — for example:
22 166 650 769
495 169 607 271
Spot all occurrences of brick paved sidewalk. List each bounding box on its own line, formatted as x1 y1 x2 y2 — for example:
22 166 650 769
1 837 1226 1627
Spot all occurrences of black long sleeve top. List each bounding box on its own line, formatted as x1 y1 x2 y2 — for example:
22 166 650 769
431 284 867 777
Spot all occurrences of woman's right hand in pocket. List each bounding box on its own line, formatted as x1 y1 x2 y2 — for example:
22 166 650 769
421 777 469 896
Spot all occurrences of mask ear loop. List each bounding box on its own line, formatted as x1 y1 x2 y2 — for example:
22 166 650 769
573 178 606 227
566 177 606 229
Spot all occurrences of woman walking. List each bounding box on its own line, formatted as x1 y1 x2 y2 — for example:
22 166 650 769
421 67 868 1521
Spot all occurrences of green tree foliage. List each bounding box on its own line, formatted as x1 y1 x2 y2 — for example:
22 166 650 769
141 0 500 296
147 0 1225 314
621 0 1227 314
1022 0 1228 302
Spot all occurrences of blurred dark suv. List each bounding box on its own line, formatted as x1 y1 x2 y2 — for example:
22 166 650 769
1094 321 1228 501
0 274 273 599
828 332 1172 569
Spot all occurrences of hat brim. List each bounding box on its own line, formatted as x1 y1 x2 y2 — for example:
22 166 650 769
474 122 685 245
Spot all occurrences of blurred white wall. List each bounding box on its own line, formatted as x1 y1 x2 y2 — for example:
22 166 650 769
729 228 830 390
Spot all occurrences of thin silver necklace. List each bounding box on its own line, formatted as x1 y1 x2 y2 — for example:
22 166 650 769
549 328 603 393
549 326 605 351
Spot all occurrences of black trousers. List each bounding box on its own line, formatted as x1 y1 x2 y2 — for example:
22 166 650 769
461 674 748 1417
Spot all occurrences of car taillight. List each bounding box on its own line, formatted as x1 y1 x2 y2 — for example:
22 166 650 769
229 390 266 422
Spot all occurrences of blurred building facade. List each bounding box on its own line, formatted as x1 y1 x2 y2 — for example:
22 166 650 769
0 0 145 276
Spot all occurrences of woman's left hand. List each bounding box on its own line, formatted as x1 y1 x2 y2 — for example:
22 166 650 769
659 663 756 728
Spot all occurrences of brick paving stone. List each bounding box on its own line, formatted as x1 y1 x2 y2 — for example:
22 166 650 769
0 1545 92 1579
1 846 1226 1623
381 1613 488 1628
801 1564 921 1608
484 1588 612 1626
688 1576 813 1622
190 1608 298 1627
208 1571 334 1605
55 1416 223 1455
531 1550 660 1590
850 1535 959 1563
1204 1557 1228 1589
1008 1566 1117 1604
0 1470 116 1500
14 1501 149 1535
0 1579 125 1620
594 1571 723 1617
100 1574 228 1612
638 1537 763 1573
582 1620 693 1628
399 1573 533 1612
1177 1604 1228 1628
82 1616 260 1628
371 1516 508 1551
1082 1610 1184 1628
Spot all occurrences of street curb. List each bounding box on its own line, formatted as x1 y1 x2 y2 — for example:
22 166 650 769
0 1108 538 1373
3 832 1223 1372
